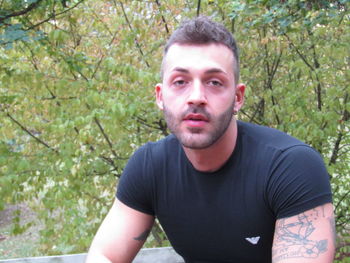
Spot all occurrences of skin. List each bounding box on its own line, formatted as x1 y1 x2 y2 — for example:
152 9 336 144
85 199 154 263
156 43 245 172
272 203 335 263
86 43 335 262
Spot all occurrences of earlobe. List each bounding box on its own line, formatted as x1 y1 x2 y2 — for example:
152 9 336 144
155 83 164 110
158 100 164 110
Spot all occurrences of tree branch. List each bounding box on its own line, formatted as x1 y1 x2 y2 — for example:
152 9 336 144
249 98 265 123
154 0 169 34
93 116 118 159
135 116 159 130
0 0 44 23
88 7 113 36
329 132 343 166
263 35 282 125
99 155 119 169
334 189 350 217
196 0 201 17
41 95 77 101
91 27 119 80
116 0 150 68
73 126 121 176
27 0 86 30
285 32 324 111
6 112 58 154
329 93 349 165
284 33 314 71
21 42 39 70
156 118 169 136
310 38 322 110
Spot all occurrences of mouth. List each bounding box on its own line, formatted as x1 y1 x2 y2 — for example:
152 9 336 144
183 113 209 122
183 113 209 128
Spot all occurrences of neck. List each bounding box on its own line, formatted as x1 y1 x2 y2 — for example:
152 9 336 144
183 119 238 172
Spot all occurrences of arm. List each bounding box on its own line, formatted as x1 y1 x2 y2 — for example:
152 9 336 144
272 203 336 263
85 199 155 263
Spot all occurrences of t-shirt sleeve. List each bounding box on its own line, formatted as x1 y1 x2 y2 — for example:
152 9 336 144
267 145 332 219
116 144 155 216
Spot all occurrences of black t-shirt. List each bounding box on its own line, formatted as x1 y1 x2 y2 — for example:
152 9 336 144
116 121 332 263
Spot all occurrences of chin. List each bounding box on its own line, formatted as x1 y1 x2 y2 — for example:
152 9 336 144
178 134 214 150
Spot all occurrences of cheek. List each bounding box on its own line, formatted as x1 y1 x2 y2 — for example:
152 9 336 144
211 95 235 108
163 94 183 108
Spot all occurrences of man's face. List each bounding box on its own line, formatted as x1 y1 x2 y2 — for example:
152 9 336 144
156 43 244 149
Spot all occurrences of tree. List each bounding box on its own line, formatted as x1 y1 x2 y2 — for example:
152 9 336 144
0 0 86 49
0 0 349 260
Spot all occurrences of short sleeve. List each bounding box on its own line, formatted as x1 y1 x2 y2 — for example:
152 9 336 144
266 145 332 219
116 144 155 215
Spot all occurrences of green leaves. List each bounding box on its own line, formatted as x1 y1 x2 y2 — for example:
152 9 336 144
0 23 44 49
12 210 33 236
0 95 17 104
48 30 69 45
230 1 246 19
229 0 348 34
0 0 349 261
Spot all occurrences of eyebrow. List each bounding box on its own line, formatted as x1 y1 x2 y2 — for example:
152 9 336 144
172 67 189 73
171 67 227 75
205 68 227 75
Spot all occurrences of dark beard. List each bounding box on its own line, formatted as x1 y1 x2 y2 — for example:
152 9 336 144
163 101 235 149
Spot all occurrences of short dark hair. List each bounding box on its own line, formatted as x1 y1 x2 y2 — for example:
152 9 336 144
162 16 240 83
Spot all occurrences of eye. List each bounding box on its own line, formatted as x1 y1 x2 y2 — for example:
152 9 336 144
173 79 188 87
207 80 223 87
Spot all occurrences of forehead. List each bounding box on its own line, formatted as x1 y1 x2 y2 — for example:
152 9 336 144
163 43 234 77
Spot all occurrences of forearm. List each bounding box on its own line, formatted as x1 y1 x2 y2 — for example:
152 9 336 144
85 200 154 263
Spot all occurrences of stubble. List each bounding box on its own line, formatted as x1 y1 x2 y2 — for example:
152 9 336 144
163 101 235 149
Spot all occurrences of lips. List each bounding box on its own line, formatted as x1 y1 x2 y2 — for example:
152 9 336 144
183 113 209 128
183 113 209 122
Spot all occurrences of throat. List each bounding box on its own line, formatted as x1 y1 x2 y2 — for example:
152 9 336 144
183 122 238 173
190 153 232 173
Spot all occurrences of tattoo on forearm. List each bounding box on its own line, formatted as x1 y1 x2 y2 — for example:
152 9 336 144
272 205 331 262
133 229 151 241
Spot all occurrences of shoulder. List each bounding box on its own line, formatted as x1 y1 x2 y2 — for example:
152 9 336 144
237 121 328 164
116 135 179 215
134 134 180 160
237 121 306 152
264 144 332 219
238 121 325 168
123 134 180 175
236 121 328 176
237 122 332 218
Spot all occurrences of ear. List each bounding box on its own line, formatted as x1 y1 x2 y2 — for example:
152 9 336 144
155 83 164 110
234 83 246 113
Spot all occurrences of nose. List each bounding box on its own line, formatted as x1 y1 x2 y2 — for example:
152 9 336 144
187 80 207 106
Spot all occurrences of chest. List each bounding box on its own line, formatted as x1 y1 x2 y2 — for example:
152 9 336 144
153 164 275 262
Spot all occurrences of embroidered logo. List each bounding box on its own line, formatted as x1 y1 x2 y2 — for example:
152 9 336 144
245 236 260 245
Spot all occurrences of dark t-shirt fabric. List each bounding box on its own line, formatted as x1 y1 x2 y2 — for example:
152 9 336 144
116 121 332 263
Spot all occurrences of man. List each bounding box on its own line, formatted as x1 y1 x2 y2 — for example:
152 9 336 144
86 16 335 263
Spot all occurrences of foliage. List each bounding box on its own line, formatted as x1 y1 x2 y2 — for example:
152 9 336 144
0 0 86 49
0 0 349 261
